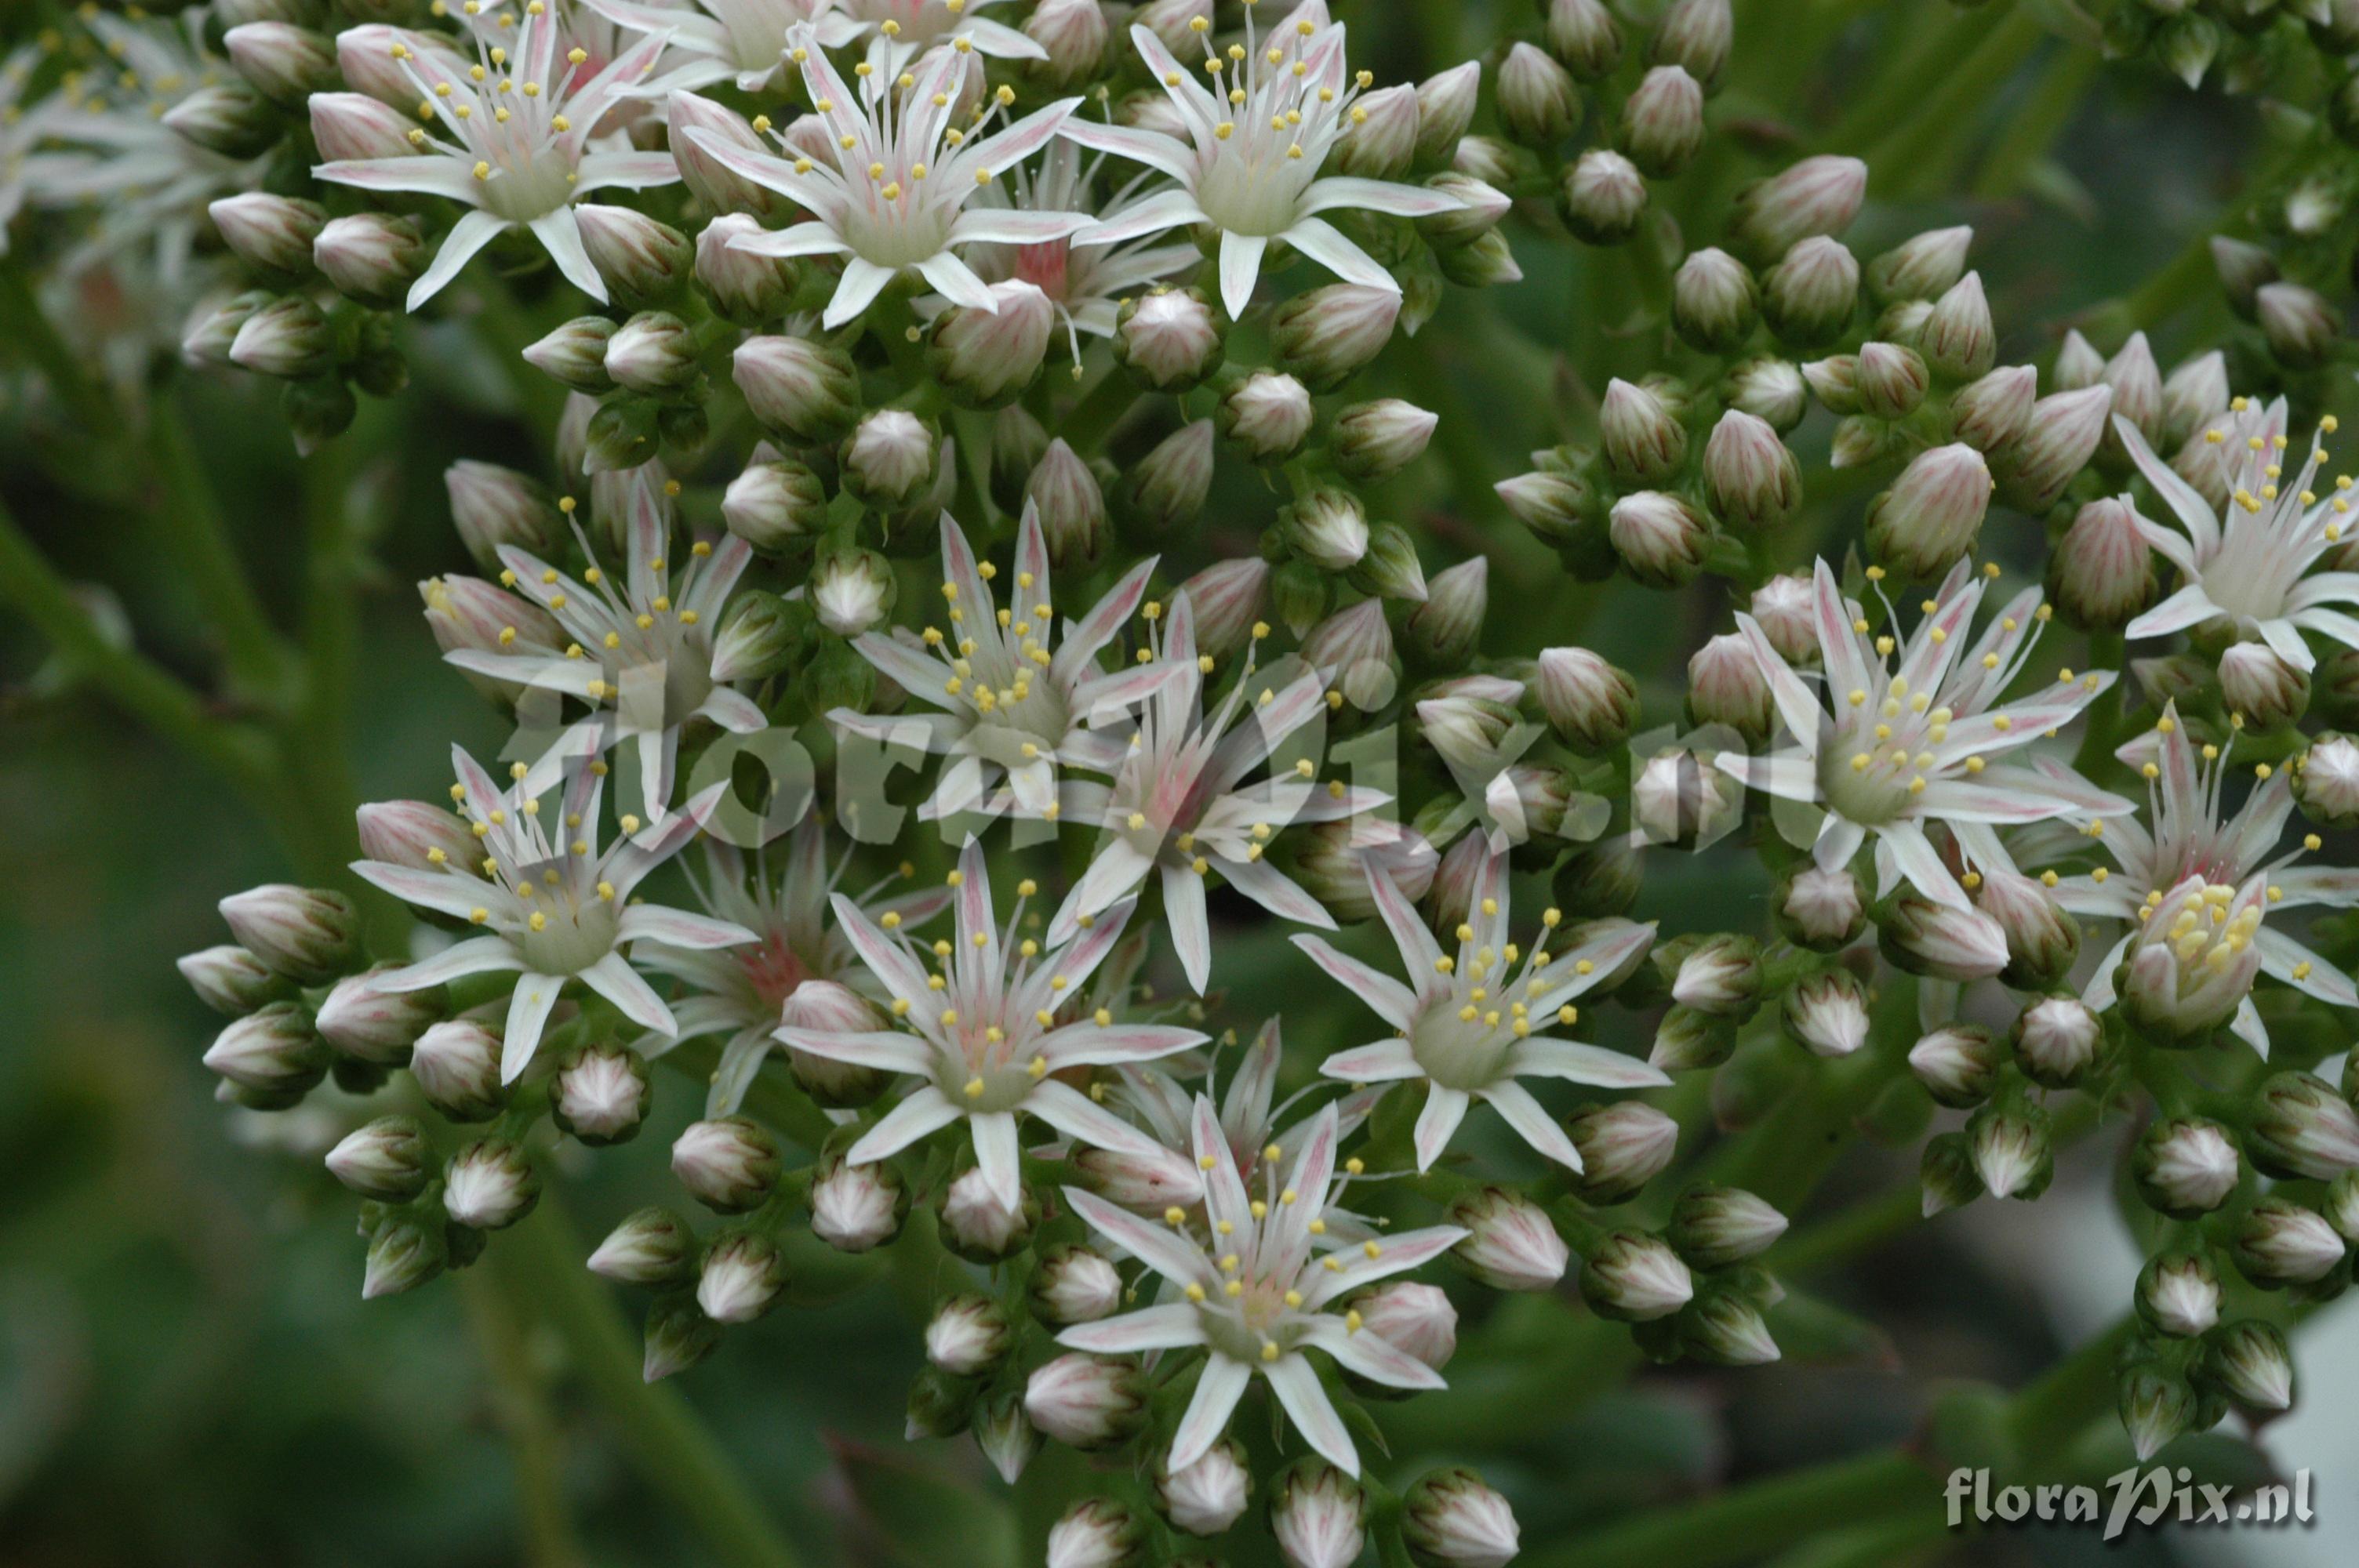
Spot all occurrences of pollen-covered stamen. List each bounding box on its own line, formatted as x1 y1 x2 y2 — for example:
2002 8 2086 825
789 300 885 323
1180 5 1369 238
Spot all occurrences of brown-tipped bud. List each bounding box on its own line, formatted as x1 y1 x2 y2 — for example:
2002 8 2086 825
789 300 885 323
1652 0 1734 91
1401 1467 1521 1568
1722 356 1809 433
1671 247 1758 352
2205 1319 2295 1414
1608 491 1709 587
840 409 939 510
1579 1230 1694 1321
2245 1070 2359 1182
1865 443 1991 579
1334 82 1418 180
2232 1196 2346 1285
734 335 861 445
1533 646 1638 750
1867 225 1972 303
1761 235 1859 348
1281 487 1372 572
1404 556 1485 662
2048 495 2156 630
1950 364 2036 454
1447 1186 1571 1291
574 205 691 310
1556 148 1648 246
1669 1185 1789 1268
2012 996 2103 1090
1977 867 2080 991
1921 272 1995 381
1921 1131 1984 1216
1114 287 1225 389
1620 65 1703 178
723 456 828 554
1032 1243 1123 1326
2296 731 2359 829
1686 632 1774 743
522 317 618 394
209 193 325 282
2137 1250 2222 1338
1776 864 1864 949
1783 968 1870 1058
1334 399 1440 481
551 1040 652 1146
1967 1102 2054 1202
1219 371 1316 462
1910 1023 2005 1108
696 1229 785 1325
1598 377 1687 485
1024 1353 1150 1451
326 1115 429 1202
1702 409 1801 530
1270 1458 1367 1568
1565 1101 1677 1203
219 884 358 985
1415 61 1483 168
1855 341 1929 420
410 1019 508 1122
925 1291 1014 1377
2211 235 2280 321
1271 285 1398 391
179 944 296 1015
2135 1117 2243 1218
2256 280 2339 368
1728 154 1866 265
2219 641 2310 732
445 1137 541 1231
1497 42 1582 148
810 1156 907 1252
1802 354 1859 414
1547 0 1625 78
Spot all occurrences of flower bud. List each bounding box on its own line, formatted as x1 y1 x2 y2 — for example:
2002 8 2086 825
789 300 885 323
2205 1319 2295 1414
1219 371 1315 461
1916 271 1994 381
1878 895 2008 982
440 1137 539 1231
1867 225 1972 303
1291 818 1436 922
1728 155 1866 265
2101 332 2164 447
642 1294 721 1383
1632 749 1742 849
1024 1353 1149 1450
1405 557 1486 664
939 1166 1038 1261
575 205 691 309
1670 933 1762 1016
1114 285 1224 387
734 336 862 445
810 1156 905 1252
1282 488 1372 572
1608 490 1709 588
2117 1364 2197 1463
1447 1186 1568 1290
1619 65 1703 179
228 296 335 381
1649 1002 1735 1073
1700 410 1801 532
1866 443 1991 579
2256 280 2338 368
410 1019 509 1122
1137 1439 1251 1541
2296 732 2359 828
362 1215 446 1301
1558 1101 1674 1205
692 1228 784 1325
523 317 619 394
1653 0 1734 89
1976 869 2078 991
2211 235 2280 321
1334 399 1440 482
672 1116 781 1213
551 1040 652 1145
932 280 1053 406
2219 641 2309 732
1775 864 1863 949
1497 42 1580 148
1402 1468 1519 1568
1553 837 1645 917
1417 172 1511 251
2010 995 2102 1090
667 93 790 220
1020 439 1108 569
162 82 278 160
693 214 794 325
444 459 562 572
1116 419 1214 538
2139 1250 2222 1338
2244 1070 2359 1183
2130 1120 2245 1226
219 884 358 985
1272 285 1399 391
1855 341 1928 421
1265 1458 1362 1568
1723 356 1809 433
588 1207 693 1283
1557 148 1648 245
1920 1132 1984 1216
1547 0 1624 78
924 1291 1013 1376
179 944 296 1015
209 193 325 282
314 965 443 1064
1802 354 1860 415
1599 377 1687 485
1045 1499 1145 1568
1579 1229 1694 1321
1165 561 1267 664
2234 1196 2347 1285
1332 82 1417 179
970 1385 1040 1484
1671 248 1759 353
2056 327 2103 393
839 410 938 510
1494 466 1598 550
1009 0 1106 85
1761 235 1859 348
1020 1243 1118 1327
1413 60 1482 167
308 91 417 160
2154 350 2228 452
223 20 335 107
1668 1185 1788 1269
2047 495 2155 629
1678 1282 1782 1366
1909 1024 2004 1108
606 311 700 394
326 1115 429 1202
1967 1102 2053 1202
723 456 828 555
1950 363 2037 454
1783 967 1870 1058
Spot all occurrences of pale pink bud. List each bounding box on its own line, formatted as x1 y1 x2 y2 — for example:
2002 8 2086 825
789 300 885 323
1703 408 1801 530
2101 331 2164 444
1024 1353 1150 1450
1687 632 1773 743
2219 641 2310 731
2297 732 2359 829
1879 895 2009 982
810 1158 903 1251
1032 1243 1123 1325
1729 154 1866 263
1997 383 2114 513
354 798 481 873
178 945 295 1015
1447 1186 1568 1290
1416 61 1483 166
314 212 427 309
410 1018 507 1121
336 25 460 105
1402 1468 1521 1568
1027 440 1110 569
220 884 358 985
1620 64 1703 177
1865 442 1990 579
1783 969 1869 1057
1176 558 1271 658
1335 82 1418 180
940 1165 1034 1259
1533 646 1638 750
1920 271 1994 380
695 213 794 323
1866 224 1973 303
1600 376 1687 485
926 1292 1014 1375
1219 370 1315 460
667 93 791 221
2048 494 2155 630
1270 1460 1366 1568
224 21 335 107
697 1230 786 1323
307 89 418 160
1270 285 1399 390
1608 490 1709 587
1350 1280 1457 1370
1158 1440 1252 1537
1950 363 2037 454
1749 572 1818 664
1558 147 1648 245
444 1138 540 1230
1776 864 1864 949
1116 287 1223 387
932 280 1054 405
1023 0 1108 88
551 1044 652 1145
2256 280 2339 368
1301 599 1398 710
672 1116 781 1213
2013 996 2103 1088
315 966 444 1063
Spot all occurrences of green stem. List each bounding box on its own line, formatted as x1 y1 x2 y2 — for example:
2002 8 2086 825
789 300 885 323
1857 6 2047 197
147 396 302 706
460 1268 591 1568
501 1197 804 1568
1531 1451 1936 1568
1969 42 2101 201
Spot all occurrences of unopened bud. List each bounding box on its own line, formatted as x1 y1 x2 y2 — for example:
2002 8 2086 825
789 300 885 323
327 1115 429 1201
1030 1243 1122 1325
1649 1001 1735 1073
2219 641 2309 732
607 311 700 394
1405 557 1487 665
938 1165 1038 1262
1114 285 1225 387
724 456 829 554
2234 1196 2346 1285
1678 1281 1782 1366
308 90 418 160
2139 1250 2223 1338
229 295 335 380
1783 967 1870 1058
642 1294 721 1383
1447 1186 1569 1290
2117 1365 2197 1462
1723 357 1809 434
1580 1229 1694 1321
1775 864 1864 949
840 410 938 510
1910 1024 2005 1108
1866 442 1991 579
1670 933 1762 1016
2011 996 2103 1089
1417 172 1512 249
1670 247 1759 352
551 1040 652 1145
1918 271 1995 381
694 214 795 324
524 316 619 393
1920 1131 1984 1216
667 93 790 220
972 1386 1040 1484
178 944 296 1015
2256 280 2338 368
2296 732 2359 829
1116 419 1214 537
576 204 691 309
1557 147 1648 245
1563 1100 1676 1203
672 1116 781 1213
410 1019 508 1122
2157 350 2229 449
315 965 443 1064
1497 43 1580 148
444 460 561 571
2101 332 2164 447
925 1291 1013 1375
933 280 1053 405
1332 82 1416 179
1333 399 1439 482
1219 371 1315 461
1402 1467 1520 1568
1547 0 1624 78
588 1206 693 1283
1158 1440 1252 1537
1024 1352 1149 1450
1669 1185 1787 1268
1967 1101 2053 1202
2211 235 2280 321
1025 441 1110 568
1976 869 2080 991
1283 487 1372 573
1608 490 1709 588
1728 154 1866 265
442 1137 540 1230
1868 225 1972 303
810 1156 905 1251
2205 1319 2295 1414
1599 377 1686 485
2047 494 2155 629
1855 340 1928 420
1552 836 1645 917
1271 285 1398 390
693 1228 784 1324
1701 410 1801 532
1415 62 1483 168
2245 1070 2359 1182
734 335 862 444
1761 235 1859 348
219 884 358 985
1879 895 2008 982
1046 1499 1146 1568
210 193 325 281
162 82 278 159
1270 1458 1366 1568
1653 0 1734 89
362 1215 446 1300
